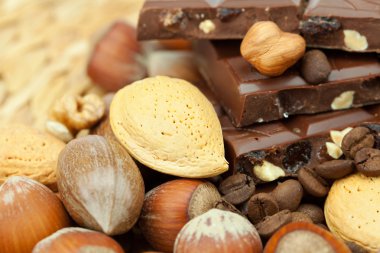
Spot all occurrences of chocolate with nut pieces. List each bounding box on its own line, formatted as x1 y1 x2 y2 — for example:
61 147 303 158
138 0 301 40
221 104 380 181
301 0 380 53
195 40 380 126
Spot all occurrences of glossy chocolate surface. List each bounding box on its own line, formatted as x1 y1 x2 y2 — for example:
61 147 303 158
301 0 380 52
194 40 380 127
222 104 380 180
138 0 301 40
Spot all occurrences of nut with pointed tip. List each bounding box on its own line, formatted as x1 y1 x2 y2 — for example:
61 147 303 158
32 227 124 253
139 179 221 252
264 222 351 253
110 76 228 178
241 21 306 77
0 176 71 253
57 135 144 235
174 209 263 253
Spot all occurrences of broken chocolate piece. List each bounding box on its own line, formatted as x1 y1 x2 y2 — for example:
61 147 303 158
138 0 301 40
222 104 380 180
301 0 380 53
194 40 380 127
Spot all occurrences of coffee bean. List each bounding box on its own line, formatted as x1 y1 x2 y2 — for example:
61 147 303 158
342 126 374 159
291 212 313 223
213 199 243 216
354 148 380 177
271 179 303 211
297 204 325 224
315 159 354 179
218 174 255 205
298 167 329 197
255 210 292 239
247 193 279 224
301 50 331 85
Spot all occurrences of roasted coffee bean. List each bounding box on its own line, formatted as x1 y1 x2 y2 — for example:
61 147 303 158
301 50 331 85
298 167 329 197
297 204 325 224
271 179 303 211
247 193 279 224
342 126 374 159
218 173 255 205
315 159 354 179
255 210 292 239
354 148 380 177
291 212 313 223
213 199 242 216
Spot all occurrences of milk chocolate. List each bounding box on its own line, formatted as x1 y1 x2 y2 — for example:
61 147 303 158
301 0 380 53
222 104 380 181
194 40 380 127
138 0 301 40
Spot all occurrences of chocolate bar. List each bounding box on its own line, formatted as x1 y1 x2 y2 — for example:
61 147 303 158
137 0 301 40
301 0 380 53
222 104 380 180
194 40 380 127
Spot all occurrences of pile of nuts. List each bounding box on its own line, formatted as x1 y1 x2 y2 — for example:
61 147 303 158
1 20 380 253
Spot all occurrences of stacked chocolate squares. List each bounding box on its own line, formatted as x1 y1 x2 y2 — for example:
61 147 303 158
138 0 380 251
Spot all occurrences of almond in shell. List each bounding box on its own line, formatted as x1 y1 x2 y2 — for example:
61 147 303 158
110 76 228 178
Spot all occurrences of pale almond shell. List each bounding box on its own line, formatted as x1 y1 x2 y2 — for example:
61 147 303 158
325 173 380 252
0 124 65 190
110 76 228 178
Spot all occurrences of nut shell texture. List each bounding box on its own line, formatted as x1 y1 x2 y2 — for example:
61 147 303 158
57 135 144 235
174 209 262 253
0 176 71 253
325 173 380 252
110 76 228 178
0 124 65 190
32 227 124 253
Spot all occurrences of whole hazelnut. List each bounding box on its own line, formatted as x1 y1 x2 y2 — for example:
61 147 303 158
0 176 71 253
264 222 351 253
57 135 144 235
174 209 263 253
87 21 146 91
139 179 221 252
241 21 305 77
32 227 124 253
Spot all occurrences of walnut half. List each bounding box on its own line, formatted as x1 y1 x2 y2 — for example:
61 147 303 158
51 94 105 132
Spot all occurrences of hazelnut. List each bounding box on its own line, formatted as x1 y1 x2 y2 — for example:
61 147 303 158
32 227 124 253
331 91 355 110
330 127 353 147
199 20 216 34
253 160 285 182
174 209 263 253
343 30 368 51
57 135 144 235
139 179 221 252
326 142 343 159
241 21 306 76
87 21 146 91
264 222 351 253
0 176 71 253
